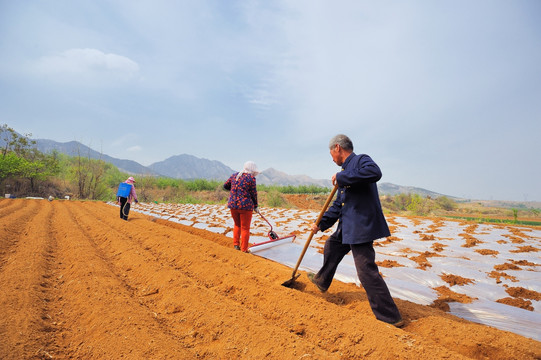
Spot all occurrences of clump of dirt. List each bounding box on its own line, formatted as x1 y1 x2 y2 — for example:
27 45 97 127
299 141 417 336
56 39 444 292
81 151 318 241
426 219 445 233
431 242 447 252
375 235 401 246
501 228 536 245
510 246 540 253
501 284 541 312
475 249 500 256
314 235 330 252
400 247 414 254
289 323 307 336
410 251 441 270
503 235 526 244
376 260 404 268
509 227 531 239
409 217 424 227
431 286 477 312
505 287 541 301
420 234 436 241
494 262 522 271
460 233 483 248
496 297 534 311
440 274 475 287
513 260 540 267
488 271 518 284
386 216 403 228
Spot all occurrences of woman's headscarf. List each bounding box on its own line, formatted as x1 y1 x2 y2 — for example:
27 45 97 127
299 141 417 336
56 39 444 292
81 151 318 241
236 161 259 180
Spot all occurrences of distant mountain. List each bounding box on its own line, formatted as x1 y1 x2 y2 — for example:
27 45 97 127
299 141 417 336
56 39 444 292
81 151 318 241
378 182 457 199
258 168 333 188
2 131 454 198
149 154 235 180
34 140 451 197
34 139 160 176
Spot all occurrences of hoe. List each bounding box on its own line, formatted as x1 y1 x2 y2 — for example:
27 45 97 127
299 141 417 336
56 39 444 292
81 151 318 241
282 185 338 287
248 209 297 250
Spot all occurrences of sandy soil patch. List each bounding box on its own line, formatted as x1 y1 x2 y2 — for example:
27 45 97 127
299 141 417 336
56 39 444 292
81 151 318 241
1 199 540 359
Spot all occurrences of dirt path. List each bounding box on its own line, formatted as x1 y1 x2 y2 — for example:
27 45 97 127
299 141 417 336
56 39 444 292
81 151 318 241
1 199 540 359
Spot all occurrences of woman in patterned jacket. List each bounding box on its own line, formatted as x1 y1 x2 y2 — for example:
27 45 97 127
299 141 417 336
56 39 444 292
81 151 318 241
223 161 259 252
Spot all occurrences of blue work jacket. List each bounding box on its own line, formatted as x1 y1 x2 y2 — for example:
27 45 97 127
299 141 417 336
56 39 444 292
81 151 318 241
318 152 390 244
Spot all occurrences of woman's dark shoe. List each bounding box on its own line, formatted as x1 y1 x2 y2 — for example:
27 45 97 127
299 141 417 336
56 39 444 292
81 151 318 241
234 245 240 250
307 272 327 293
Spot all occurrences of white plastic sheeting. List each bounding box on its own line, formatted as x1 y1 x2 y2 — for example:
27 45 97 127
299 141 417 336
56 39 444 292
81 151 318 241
112 202 541 341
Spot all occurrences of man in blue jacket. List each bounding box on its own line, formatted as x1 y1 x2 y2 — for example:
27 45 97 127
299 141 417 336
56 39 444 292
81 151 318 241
309 134 403 327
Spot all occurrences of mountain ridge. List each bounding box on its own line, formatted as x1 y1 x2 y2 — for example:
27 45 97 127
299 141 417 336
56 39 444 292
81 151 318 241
1 132 455 198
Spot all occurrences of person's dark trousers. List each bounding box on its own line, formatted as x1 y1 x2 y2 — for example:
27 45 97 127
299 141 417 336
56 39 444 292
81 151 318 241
119 197 130 220
314 234 401 323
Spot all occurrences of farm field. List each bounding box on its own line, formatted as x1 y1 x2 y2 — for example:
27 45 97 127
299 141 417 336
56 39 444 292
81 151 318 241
1 198 540 359
131 200 541 341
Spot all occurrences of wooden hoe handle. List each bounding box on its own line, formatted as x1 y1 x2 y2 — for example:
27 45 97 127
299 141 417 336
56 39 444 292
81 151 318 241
289 184 339 277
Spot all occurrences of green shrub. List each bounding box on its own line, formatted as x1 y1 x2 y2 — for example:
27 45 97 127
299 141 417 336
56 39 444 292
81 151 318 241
267 189 286 208
436 196 456 211
257 184 330 194
176 193 201 204
185 179 221 191
156 177 180 189
406 193 423 214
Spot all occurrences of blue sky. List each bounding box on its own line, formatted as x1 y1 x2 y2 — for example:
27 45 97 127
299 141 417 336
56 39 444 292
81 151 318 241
1 1 540 201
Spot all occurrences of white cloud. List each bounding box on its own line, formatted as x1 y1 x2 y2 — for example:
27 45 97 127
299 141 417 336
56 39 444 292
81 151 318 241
32 48 140 83
127 145 142 152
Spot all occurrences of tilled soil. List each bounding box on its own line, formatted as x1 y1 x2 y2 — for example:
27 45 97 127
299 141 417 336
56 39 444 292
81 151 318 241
1 199 540 359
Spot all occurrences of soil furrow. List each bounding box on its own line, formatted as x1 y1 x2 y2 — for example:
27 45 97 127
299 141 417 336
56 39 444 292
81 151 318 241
0 197 29 216
0 199 40 270
46 200 196 359
74 202 472 359
2 200 540 360
73 201 341 358
0 199 54 359
40 200 65 359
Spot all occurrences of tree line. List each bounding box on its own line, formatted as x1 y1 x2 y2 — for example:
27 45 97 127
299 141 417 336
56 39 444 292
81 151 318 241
1 124 119 200
1 123 464 215
0 124 332 202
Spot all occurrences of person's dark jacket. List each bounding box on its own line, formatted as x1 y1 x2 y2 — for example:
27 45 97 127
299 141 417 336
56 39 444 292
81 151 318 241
318 152 390 244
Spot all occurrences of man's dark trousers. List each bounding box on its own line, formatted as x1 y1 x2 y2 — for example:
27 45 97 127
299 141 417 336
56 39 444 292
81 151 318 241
314 234 401 323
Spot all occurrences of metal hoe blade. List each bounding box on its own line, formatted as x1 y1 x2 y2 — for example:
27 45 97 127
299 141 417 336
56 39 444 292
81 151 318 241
281 273 301 287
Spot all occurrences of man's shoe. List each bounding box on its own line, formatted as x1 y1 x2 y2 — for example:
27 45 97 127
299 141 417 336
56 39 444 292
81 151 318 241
234 245 240 250
389 318 405 328
307 273 327 293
